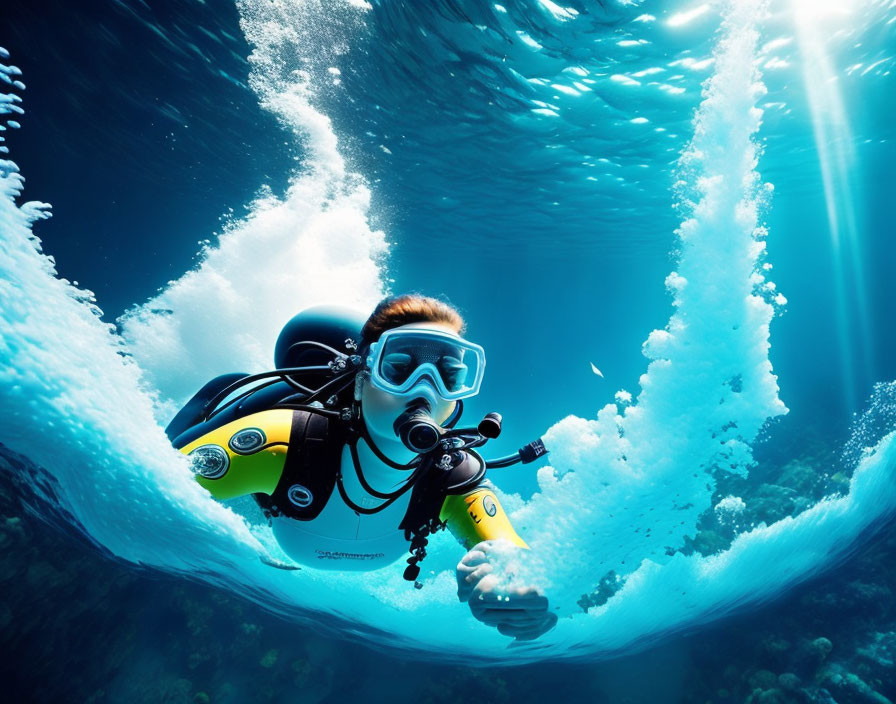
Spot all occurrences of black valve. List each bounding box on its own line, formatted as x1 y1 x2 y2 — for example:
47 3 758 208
477 412 503 439
400 419 441 453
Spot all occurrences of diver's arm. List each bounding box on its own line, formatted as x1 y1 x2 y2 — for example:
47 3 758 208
178 409 292 500
439 482 527 549
443 484 557 640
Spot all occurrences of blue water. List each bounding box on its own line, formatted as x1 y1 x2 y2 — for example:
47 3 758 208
2 0 896 673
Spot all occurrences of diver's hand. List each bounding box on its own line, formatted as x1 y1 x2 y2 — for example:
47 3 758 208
456 540 557 641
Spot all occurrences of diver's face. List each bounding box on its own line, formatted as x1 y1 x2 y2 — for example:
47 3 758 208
360 322 460 443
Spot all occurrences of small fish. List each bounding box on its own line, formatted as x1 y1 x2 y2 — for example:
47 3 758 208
260 556 302 571
590 363 604 378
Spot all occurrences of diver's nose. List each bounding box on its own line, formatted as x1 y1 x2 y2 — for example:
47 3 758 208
405 379 440 410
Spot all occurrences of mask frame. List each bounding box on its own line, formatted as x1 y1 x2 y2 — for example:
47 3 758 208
366 328 486 401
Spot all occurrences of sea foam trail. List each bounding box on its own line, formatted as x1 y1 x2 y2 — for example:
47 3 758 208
0 125 267 575
508 0 787 607
1 0 896 665
119 0 387 411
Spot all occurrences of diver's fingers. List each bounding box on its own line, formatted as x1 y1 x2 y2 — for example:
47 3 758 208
456 541 499 595
500 613 558 641
469 572 501 597
457 561 493 602
456 554 488 579
459 548 489 568
457 553 491 574
464 562 494 585
471 607 542 625
457 562 493 591
463 572 494 606
469 540 494 556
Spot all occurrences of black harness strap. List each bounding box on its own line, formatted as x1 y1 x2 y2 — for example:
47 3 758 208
348 440 417 500
257 409 342 520
333 466 420 515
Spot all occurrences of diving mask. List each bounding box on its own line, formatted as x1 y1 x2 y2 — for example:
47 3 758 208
366 328 486 401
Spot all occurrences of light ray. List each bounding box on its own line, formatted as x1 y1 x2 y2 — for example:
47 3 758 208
793 0 875 411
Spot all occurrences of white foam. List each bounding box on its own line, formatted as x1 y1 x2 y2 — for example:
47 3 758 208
715 495 747 517
504 0 786 609
120 0 387 411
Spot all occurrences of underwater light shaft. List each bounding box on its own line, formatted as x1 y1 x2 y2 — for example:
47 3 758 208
792 0 875 412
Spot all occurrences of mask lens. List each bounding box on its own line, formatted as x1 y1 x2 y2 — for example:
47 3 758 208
437 356 468 391
381 352 414 385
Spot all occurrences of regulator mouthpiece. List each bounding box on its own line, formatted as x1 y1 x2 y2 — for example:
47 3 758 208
394 400 443 454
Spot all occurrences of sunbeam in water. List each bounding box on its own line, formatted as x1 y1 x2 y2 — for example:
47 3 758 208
1 0 895 665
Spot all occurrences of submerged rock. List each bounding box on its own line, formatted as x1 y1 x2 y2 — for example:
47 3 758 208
259 649 278 668
809 637 834 662
778 673 801 691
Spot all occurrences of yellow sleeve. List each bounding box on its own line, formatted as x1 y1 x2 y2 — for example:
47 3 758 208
178 408 292 500
439 485 528 550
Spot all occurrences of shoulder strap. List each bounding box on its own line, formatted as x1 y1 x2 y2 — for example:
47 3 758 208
255 410 343 521
167 372 250 446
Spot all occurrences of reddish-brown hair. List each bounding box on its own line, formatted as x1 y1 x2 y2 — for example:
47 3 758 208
361 294 464 346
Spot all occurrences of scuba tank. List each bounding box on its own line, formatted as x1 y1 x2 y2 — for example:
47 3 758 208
165 305 366 448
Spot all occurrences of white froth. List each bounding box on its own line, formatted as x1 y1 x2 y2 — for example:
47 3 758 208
715 495 747 516
120 0 387 411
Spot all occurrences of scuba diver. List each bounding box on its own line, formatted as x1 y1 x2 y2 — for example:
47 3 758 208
166 294 557 640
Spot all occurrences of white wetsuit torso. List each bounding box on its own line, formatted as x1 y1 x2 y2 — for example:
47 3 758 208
271 442 415 570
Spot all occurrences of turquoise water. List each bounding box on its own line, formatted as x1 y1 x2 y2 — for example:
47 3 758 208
2 0 896 671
